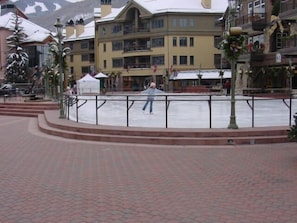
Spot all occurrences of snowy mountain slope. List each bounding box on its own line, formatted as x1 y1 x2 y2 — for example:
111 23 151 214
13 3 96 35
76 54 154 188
12 0 127 31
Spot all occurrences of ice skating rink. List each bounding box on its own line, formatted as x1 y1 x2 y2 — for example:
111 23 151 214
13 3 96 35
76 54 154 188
67 94 297 129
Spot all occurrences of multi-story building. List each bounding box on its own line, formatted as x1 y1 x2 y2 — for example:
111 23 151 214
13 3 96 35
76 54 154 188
64 18 95 87
232 0 297 93
95 0 228 92
0 1 52 83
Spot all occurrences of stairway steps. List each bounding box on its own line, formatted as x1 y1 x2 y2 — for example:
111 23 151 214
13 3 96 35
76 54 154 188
0 111 39 118
0 102 59 118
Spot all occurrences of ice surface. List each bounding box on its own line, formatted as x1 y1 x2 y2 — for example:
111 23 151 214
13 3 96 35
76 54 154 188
66 94 297 129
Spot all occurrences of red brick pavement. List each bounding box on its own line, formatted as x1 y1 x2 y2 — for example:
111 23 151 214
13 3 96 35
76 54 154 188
0 115 297 223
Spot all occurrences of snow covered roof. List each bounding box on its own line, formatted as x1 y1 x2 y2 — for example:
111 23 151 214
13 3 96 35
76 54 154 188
97 6 125 22
0 12 52 43
97 0 228 23
170 70 231 80
64 21 95 41
133 0 228 14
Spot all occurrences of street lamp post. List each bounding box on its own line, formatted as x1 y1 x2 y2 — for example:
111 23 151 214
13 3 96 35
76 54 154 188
227 0 241 129
54 17 65 119
197 65 202 86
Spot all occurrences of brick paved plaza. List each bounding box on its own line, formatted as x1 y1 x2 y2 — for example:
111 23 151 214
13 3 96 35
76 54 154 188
0 115 297 222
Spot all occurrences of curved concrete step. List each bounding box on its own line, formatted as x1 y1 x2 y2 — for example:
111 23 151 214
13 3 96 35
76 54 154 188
37 111 291 145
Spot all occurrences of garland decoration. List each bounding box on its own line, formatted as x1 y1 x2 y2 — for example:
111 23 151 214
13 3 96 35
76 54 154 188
220 34 245 61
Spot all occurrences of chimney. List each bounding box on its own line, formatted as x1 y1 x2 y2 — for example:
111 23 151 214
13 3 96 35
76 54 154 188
65 19 75 38
201 0 211 9
75 18 84 37
101 0 112 18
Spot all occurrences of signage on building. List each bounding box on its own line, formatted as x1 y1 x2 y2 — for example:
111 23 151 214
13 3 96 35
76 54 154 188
276 53 281 63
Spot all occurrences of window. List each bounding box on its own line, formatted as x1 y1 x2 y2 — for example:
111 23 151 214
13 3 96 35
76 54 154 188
179 18 187 27
103 43 106 52
89 41 94 50
190 37 194 47
113 58 123 68
112 24 122 33
70 55 73 62
276 32 288 49
190 56 194 65
254 0 265 14
112 41 122 51
102 27 106 35
173 56 177 65
180 37 187 47
81 41 88 49
214 54 222 68
189 18 194 27
104 60 107 69
152 56 164 65
248 0 265 19
214 36 222 48
172 19 177 27
152 38 164 47
81 54 89 61
248 2 253 22
81 66 89 74
152 19 164 29
70 67 74 74
180 56 187 65
69 42 73 50
89 54 95 63
173 37 177 47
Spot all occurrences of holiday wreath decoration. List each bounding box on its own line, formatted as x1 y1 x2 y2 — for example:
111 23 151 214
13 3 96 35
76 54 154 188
220 34 245 61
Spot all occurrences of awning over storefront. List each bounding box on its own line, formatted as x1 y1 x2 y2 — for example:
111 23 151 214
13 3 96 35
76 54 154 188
169 70 231 80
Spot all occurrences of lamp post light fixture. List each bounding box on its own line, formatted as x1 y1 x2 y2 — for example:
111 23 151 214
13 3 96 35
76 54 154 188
50 17 70 118
197 65 202 86
197 73 202 86
54 17 65 118
225 0 243 129
287 58 295 92
219 70 224 89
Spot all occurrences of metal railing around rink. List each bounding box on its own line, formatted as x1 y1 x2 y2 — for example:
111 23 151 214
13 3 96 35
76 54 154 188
63 93 297 129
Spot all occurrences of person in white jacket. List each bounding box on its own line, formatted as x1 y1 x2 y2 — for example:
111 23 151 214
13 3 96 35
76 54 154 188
142 82 156 114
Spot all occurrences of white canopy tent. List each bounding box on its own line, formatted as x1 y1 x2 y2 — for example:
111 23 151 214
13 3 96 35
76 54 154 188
76 74 100 95
94 72 108 78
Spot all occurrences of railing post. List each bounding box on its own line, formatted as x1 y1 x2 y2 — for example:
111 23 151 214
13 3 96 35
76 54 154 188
252 95 254 128
289 94 292 126
67 95 70 120
165 95 168 128
96 95 98 125
208 95 212 128
126 95 129 127
76 95 79 123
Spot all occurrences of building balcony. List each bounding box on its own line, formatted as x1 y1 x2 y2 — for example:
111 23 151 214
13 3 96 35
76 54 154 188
123 44 151 52
124 63 151 70
214 58 230 69
251 13 268 31
250 51 265 61
235 14 267 35
238 51 265 64
123 26 150 35
280 0 297 20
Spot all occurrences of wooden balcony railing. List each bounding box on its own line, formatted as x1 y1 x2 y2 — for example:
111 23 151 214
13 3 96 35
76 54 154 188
281 0 297 12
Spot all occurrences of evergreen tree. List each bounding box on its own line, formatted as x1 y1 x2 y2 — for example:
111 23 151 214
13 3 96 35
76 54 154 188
5 12 29 83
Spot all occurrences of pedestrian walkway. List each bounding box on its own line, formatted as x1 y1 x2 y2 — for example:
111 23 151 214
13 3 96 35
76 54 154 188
0 115 297 222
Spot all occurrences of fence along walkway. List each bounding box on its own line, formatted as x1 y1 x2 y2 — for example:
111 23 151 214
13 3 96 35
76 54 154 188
64 94 297 129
